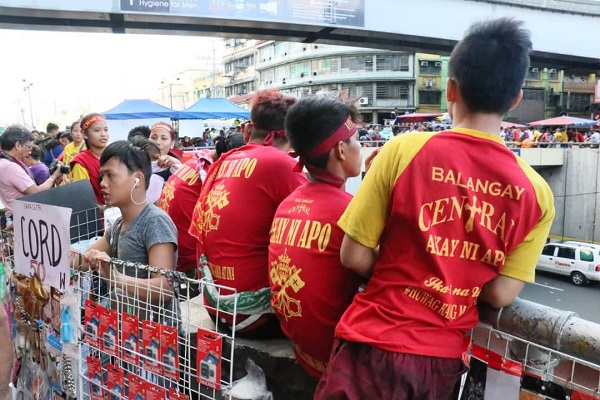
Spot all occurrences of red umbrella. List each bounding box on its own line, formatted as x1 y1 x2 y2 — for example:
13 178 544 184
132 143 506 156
528 116 598 127
501 121 527 129
394 113 442 124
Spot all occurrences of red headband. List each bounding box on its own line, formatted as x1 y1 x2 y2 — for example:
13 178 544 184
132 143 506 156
292 117 358 188
151 122 175 140
305 117 357 157
81 115 105 131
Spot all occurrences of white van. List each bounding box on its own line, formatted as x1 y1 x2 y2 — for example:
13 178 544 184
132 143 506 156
536 241 600 286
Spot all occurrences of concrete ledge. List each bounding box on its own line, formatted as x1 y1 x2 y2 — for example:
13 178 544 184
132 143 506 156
181 298 317 399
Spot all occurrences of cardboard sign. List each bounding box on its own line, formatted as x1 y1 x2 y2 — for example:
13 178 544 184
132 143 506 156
12 200 72 290
122 312 140 365
196 328 223 390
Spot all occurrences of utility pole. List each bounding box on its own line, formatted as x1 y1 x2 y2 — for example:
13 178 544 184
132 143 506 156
212 39 216 98
22 79 34 128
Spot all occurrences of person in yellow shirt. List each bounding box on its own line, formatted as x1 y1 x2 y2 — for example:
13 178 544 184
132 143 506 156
62 120 86 165
533 128 541 142
554 128 568 148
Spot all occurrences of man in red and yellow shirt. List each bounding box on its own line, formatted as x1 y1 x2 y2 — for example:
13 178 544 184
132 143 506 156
316 18 555 400
190 90 307 338
269 96 363 379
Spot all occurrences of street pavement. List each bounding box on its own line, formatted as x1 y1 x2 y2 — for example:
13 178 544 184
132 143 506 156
518 270 600 324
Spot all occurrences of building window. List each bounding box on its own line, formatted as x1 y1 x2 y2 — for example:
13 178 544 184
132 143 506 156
522 88 545 101
275 65 290 83
274 42 289 57
311 58 339 76
526 67 541 81
418 60 442 75
341 82 374 99
341 56 373 72
376 82 409 100
566 93 592 113
259 46 274 62
260 69 274 86
548 69 559 81
225 55 253 74
291 61 310 78
376 54 410 72
225 81 255 97
419 90 441 105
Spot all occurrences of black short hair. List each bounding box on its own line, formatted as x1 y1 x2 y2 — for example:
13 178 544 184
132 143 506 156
46 122 59 132
449 18 532 114
129 136 161 161
214 133 246 157
1 125 33 151
100 140 152 190
59 132 73 142
30 144 43 161
285 96 362 168
128 125 151 142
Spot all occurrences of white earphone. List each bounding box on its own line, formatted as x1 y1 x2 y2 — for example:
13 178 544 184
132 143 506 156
130 176 147 205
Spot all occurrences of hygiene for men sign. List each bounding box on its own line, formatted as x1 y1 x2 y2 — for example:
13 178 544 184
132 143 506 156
13 200 72 291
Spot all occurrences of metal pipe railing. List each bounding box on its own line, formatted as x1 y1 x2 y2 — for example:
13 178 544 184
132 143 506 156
479 297 600 365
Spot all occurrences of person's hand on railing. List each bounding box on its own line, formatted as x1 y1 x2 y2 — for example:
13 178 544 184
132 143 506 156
365 148 382 173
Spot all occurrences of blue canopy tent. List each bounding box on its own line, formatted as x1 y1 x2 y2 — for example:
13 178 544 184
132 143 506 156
177 98 250 119
101 99 179 142
102 99 180 120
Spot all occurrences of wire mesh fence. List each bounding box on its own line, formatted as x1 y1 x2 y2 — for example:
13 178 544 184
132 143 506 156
462 323 600 399
1 206 239 400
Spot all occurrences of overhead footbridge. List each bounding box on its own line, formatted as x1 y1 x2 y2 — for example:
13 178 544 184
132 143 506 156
0 0 599 70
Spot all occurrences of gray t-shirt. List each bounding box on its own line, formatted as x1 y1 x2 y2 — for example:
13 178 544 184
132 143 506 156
104 204 179 325
105 204 178 276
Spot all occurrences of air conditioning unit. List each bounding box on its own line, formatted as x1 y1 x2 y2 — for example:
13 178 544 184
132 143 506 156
581 77 587 83
314 45 319 49
425 80 433 88
531 68 539 73
313 71 318 76
420 61 429 67
434 62 442 67
549 68 557 73
359 97 369 105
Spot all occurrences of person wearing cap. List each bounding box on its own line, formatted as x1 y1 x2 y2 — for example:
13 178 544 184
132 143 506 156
316 18 555 399
189 89 307 339
69 113 110 204
149 122 182 182
268 96 363 380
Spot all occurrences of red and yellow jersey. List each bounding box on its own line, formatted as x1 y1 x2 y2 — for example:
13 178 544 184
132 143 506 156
190 143 307 318
158 157 209 273
268 183 361 379
336 128 555 358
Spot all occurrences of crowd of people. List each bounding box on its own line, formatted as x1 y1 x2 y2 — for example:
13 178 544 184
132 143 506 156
0 17 559 400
